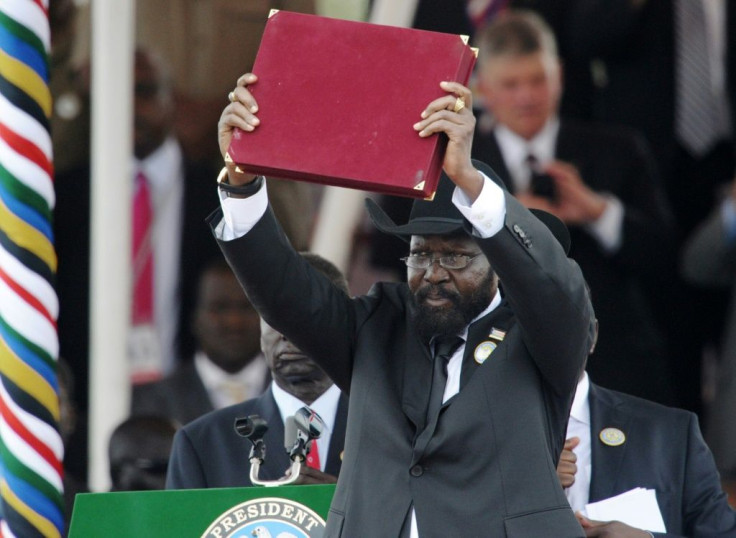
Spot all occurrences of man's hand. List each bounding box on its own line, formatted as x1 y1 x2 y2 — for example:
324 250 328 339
218 73 261 185
413 81 482 201
576 513 654 537
517 160 608 225
557 436 580 488
283 466 338 485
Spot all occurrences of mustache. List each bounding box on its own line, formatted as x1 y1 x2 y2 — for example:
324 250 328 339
415 285 460 305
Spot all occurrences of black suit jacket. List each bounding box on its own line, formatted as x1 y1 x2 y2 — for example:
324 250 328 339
210 185 594 537
472 120 677 404
587 383 736 537
566 1 736 171
131 360 212 426
166 386 348 488
131 358 271 426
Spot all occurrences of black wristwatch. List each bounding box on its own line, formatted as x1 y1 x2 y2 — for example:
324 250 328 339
217 167 264 197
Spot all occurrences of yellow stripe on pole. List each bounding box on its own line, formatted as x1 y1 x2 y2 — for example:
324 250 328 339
0 480 61 538
0 341 59 422
0 195 56 273
0 47 52 118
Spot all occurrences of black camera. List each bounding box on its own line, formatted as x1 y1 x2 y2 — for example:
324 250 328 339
530 171 558 202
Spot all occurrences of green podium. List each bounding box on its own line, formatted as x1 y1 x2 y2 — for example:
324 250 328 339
68 484 336 537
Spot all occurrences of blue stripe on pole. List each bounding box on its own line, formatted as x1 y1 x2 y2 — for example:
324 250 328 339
0 24 48 82
0 183 53 242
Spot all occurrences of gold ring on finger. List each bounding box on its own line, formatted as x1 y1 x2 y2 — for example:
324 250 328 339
228 91 236 103
452 97 466 113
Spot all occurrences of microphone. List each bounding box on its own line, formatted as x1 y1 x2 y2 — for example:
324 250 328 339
284 416 298 454
287 406 326 462
234 415 268 463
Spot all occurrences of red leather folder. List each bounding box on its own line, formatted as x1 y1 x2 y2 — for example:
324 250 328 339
227 10 477 199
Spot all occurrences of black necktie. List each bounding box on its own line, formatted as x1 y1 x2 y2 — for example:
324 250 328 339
426 336 463 421
419 336 463 437
412 336 464 462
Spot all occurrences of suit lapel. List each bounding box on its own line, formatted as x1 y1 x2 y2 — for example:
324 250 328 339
176 362 214 423
461 300 514 389
401 306 433 432
325 394 348 476
588 383 631 502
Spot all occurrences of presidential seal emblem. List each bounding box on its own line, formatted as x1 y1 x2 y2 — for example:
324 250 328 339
474 341 497 364
599 427 626 447
201 498 327 538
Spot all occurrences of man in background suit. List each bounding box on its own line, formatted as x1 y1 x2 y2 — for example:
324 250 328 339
54 47 223 383
558 372 736 536
564 0 736 416
53 47 222 479
471 11 677 405
166 253 349 488
132 259 269 426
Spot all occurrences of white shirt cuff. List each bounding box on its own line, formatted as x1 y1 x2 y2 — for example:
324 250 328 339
452 173 506 238
584 194 624 253
214 178 269 241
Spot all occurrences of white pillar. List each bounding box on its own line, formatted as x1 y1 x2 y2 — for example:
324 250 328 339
87 0 135 492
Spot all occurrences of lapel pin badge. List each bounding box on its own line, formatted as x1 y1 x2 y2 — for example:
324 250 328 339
474 327 507 364
599 427 626 447
474 341 496 364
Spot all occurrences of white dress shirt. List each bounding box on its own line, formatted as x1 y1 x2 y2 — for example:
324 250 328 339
270 381 342 472
494 119 559 193
564 372 592 512
194 350 268 409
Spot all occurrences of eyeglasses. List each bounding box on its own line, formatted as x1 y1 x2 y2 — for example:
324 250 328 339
400 253 482 270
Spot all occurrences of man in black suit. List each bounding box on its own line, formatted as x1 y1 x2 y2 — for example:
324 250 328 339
564 0 736 416
166 253 350 488
211 69 594 536
557 374 736 537
53 47 222 480
131 259 269 426
471 11 677 405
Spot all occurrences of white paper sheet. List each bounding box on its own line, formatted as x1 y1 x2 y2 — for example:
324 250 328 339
582 488 666 533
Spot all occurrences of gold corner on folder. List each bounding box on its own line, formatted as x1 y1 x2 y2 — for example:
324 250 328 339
460 35 470 45
268 9 279 18
424 191 436 201
414 181 426 191
471 47 479 58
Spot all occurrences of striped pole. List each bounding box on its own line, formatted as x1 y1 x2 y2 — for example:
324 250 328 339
0 1 64 537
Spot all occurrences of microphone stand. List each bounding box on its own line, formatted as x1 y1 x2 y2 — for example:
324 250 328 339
235 407 324 487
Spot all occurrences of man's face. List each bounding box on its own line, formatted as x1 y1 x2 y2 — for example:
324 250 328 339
133 51 174 159
477 51 562 140
260 319 332 405
193 268 261 374
407 234 497 341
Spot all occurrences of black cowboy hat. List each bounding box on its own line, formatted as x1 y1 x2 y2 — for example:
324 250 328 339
365 159 571 254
